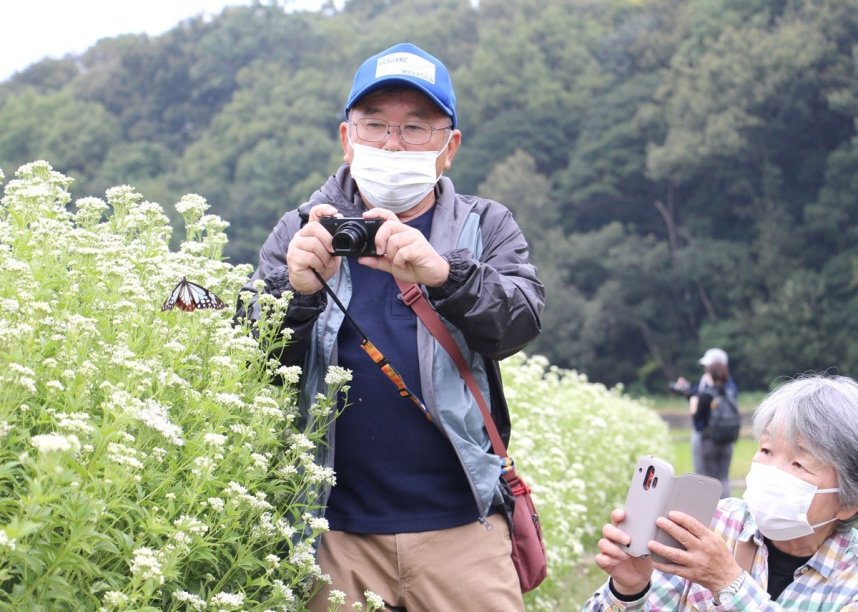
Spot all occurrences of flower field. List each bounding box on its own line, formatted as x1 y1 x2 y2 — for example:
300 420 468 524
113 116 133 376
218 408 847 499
0 162 669 611
503 355 671 609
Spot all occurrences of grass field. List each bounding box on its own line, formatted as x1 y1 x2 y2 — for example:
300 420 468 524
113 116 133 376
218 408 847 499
642 391 768 414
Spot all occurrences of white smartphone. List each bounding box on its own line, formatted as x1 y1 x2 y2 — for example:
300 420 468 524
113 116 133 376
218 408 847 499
620 456 721 560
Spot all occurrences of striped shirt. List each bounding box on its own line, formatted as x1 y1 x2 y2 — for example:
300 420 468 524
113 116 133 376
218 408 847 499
583 497 858 611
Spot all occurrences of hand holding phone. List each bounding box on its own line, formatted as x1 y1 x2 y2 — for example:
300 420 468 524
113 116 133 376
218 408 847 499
619 456 721 561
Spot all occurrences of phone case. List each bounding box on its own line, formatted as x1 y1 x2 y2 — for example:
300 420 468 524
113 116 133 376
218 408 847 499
651 472 721 562
620 456 721 559
620 456 675 557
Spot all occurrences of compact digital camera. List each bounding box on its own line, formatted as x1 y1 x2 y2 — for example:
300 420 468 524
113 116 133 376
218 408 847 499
320 217 383 256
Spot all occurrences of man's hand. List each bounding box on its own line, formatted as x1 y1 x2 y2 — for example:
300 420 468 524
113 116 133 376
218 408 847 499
286 204 341 294
358 208 450 287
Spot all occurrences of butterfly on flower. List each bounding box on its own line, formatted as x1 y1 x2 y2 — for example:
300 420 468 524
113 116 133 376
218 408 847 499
161 277 226 312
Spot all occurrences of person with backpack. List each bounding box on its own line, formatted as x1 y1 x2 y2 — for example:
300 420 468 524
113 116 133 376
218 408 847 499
690 351 740 497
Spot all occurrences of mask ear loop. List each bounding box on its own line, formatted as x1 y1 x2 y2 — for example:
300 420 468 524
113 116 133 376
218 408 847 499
809 516 839 530
436 130 453 156
809 485 842 530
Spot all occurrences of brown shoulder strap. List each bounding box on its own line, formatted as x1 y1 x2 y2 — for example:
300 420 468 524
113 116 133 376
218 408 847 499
396 280 514 477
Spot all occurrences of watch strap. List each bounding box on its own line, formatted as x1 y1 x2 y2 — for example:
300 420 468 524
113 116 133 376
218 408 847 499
715 570 746 605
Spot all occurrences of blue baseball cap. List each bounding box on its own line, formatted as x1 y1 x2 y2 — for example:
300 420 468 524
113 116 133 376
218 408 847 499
344 42 458 128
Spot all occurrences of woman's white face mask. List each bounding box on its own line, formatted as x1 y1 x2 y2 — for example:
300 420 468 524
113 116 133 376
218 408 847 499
743 461 841 541
348 134 451 214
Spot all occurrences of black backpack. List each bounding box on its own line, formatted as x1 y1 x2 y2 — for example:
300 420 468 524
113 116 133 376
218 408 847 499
705 389 741 444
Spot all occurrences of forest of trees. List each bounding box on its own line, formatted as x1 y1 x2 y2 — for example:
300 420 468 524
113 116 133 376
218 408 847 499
3 0 858 392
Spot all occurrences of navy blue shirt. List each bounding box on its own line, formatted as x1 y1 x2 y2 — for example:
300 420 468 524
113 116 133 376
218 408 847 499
324 209 479 533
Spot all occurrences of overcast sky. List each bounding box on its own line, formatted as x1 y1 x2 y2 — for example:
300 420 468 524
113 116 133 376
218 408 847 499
0 0 330 82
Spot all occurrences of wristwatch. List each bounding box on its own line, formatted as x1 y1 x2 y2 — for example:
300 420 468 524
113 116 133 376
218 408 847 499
714 571 746 606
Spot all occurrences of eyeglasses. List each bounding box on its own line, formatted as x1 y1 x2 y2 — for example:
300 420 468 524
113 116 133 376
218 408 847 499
348 117 452 146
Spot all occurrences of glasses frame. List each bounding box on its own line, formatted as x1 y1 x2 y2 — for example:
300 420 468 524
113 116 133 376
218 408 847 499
347 117 453 146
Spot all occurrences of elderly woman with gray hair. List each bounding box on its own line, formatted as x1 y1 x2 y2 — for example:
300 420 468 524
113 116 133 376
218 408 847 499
584 374 858 610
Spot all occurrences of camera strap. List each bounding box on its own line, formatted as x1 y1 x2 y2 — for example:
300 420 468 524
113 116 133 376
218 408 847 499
312 270 433 422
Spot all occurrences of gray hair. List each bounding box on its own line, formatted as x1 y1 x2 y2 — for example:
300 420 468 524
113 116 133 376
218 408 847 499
752 374 858 531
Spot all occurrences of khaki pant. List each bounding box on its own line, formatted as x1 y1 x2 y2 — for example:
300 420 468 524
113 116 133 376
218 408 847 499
307 513 525 611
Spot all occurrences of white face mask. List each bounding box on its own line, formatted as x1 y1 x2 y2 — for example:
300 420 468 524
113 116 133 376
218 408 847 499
743 461 840 540
348 135 450 214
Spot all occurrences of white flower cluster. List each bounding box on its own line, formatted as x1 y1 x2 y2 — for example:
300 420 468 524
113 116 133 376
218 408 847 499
204 432 228 448
173 514 209 536
74 196 109 227
106 442 145 470
101 590 129 608
173 590 207 611
303 513 329 532
45 380 65 393
251 452 270 471
328 590 347 606
174 194 209 223
299 455 336 486
222 481 273 512
129 546 165 585
192 456 217 477
213 393 244 410
364 591 385 609
195 214 230 235
206 497 225 512
30 433 81 454
135 399 185 447
250 395 286 421
7 362 37 394
288 433 315 453
273 365 302 385
288 540 317 574
270 579 295 602
324 365 353 387
253 512 295 540
208 591 245 610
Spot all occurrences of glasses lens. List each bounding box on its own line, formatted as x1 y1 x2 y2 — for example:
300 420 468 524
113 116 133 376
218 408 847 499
355 119 435 145
399 122 432 145
356 119 388 142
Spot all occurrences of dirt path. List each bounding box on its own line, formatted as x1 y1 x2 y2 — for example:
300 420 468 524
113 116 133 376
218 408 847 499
656 410 753 429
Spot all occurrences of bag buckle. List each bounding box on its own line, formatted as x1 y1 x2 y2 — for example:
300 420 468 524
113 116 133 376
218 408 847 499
508 475 531 497
399 283 423 306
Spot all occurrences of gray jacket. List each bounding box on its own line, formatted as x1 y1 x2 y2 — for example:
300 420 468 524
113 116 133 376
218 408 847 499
237 165 545 518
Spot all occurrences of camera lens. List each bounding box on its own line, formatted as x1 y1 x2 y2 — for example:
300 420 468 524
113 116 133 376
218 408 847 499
332 221 368 255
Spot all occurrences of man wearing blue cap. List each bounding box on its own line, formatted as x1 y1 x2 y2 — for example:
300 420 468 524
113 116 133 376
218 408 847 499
237 42 544 610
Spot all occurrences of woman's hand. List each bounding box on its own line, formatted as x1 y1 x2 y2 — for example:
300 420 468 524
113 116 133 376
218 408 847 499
650 511 742 594
595 508 654 596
